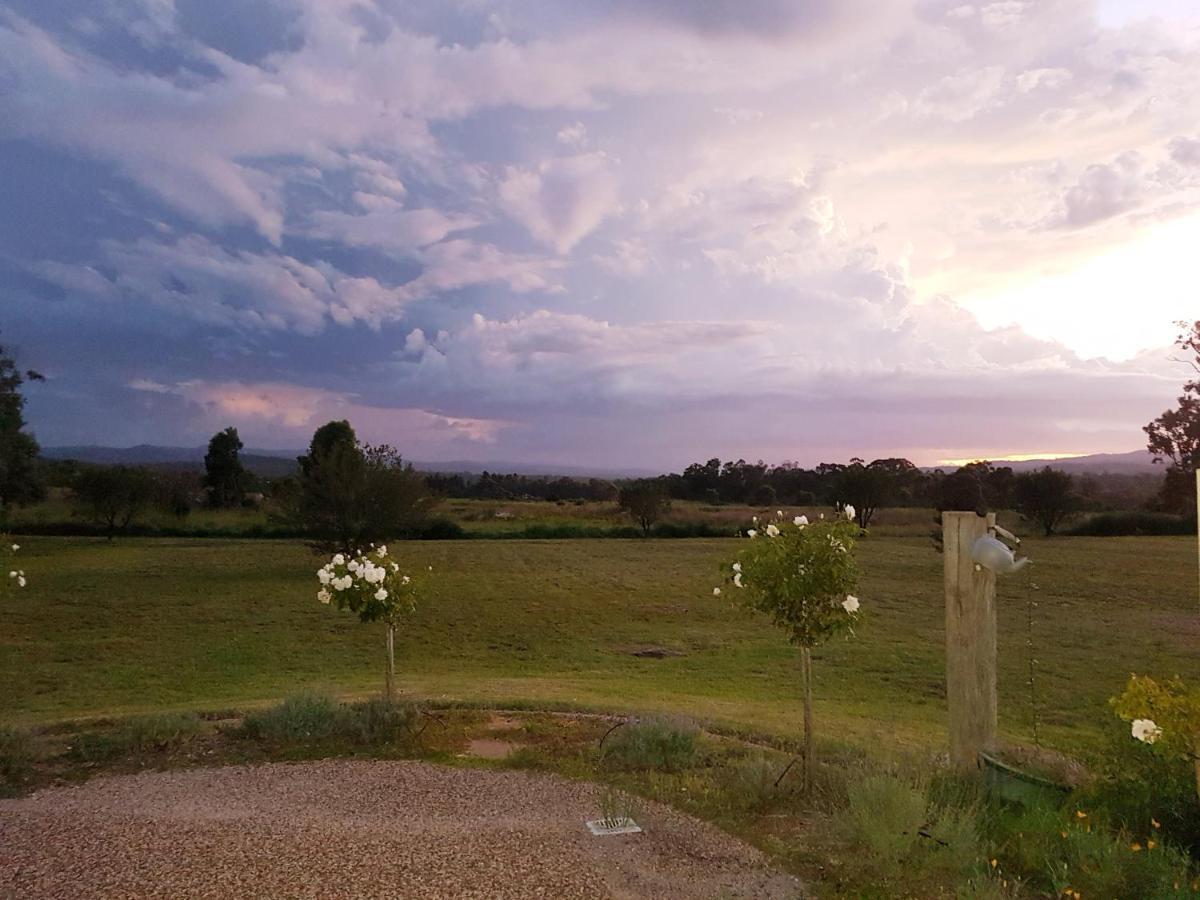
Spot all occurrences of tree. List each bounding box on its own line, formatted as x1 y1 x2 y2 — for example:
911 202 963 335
834 458 918 528
202 426 246 508
290 421 436 553
1145 320 1200 514
317 546 429 702
618 480 671 536
721 510 861 790
72 465 155 539
0 341 45 514
1013 466 1075 536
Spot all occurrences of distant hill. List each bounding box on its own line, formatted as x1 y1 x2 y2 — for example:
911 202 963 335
43 445 301 478
41 446 657 480
965 450 1161 475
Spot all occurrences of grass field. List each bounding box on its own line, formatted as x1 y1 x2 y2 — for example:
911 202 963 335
3 533 1196 763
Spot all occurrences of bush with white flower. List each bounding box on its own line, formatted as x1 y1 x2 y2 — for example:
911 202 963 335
316 544 430 702
716 506 862 789
1112 674 1200 801
3 539 26 594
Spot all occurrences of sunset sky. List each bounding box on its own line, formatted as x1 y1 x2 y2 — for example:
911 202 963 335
3 0 1198 469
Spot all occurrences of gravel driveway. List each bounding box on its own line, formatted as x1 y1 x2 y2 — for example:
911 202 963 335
0 760 804 899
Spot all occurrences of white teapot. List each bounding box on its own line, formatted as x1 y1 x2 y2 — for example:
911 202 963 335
970 534 1031 574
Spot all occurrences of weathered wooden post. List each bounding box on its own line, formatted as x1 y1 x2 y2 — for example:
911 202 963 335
943 511 998 771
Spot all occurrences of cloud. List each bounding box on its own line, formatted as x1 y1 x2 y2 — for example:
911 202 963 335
129 378 510 447
498 153 621 253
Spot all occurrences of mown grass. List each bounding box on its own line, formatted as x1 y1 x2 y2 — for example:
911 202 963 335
2 533 1195 766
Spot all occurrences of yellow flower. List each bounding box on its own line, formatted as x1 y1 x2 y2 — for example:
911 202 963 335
1151 817 1161 829
1130 842 1143 852
1075 810 1087 819
990 858 998 869
1147 839 1157 850
1060 830 1069 838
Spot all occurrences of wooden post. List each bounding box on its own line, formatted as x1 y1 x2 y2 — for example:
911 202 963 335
944 511 998 771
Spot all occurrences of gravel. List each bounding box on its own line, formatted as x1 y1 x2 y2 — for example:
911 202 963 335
0 760 804 899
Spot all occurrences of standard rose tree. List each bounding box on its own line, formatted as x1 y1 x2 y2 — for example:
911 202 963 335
716 507 862 790
316 545 430 702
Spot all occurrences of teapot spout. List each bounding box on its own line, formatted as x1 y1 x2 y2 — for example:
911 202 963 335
1010 556 1032 572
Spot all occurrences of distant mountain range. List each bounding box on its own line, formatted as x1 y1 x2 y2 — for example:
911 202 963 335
40 445 659 480
949 450 1162 475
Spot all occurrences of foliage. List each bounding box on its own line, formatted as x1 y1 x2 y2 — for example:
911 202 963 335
1013 466 1076 536
318 543 431 699
1145 319 1200 513
70 712 202 762
344 697 421 745
288 420 437 553
203 426 246 508
1113 674 1200 800
599 718 699 772
318 544 427 626
834 458 920 528
723 510 861 649
617 479 671 536
839 769 930 862
240 693 344 743
0 725 36 796
1067 510 1194 536
0 340 44 512
1081 717 1200 858
71 465 156 538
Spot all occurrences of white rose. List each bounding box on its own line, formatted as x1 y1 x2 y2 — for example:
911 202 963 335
733 572 744 588
17 576 26 588
842 595 860 613
317 589 331 604
332 554 345 565
10 544 18 551
844 505 856 521
374 588 388 601
765 523 780 537
747 529 757 538
794 515 808 527
1131 718 1162 744
318 569 331 585
713 587 721 596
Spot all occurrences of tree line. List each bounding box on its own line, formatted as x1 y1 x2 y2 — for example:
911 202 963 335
1 319 1198 542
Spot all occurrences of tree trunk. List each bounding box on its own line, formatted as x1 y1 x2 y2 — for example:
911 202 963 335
385 623 396 703
801 645 814 793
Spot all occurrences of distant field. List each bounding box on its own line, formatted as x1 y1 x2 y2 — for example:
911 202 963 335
9 493 952 539
3 534 1195 762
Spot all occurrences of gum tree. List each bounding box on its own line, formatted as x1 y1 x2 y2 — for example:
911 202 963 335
718 508 862 789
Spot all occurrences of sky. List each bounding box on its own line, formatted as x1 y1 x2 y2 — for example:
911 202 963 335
1 0 1198 470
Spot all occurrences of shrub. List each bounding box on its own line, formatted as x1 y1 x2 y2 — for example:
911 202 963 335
600 718 699 773
416 518 465 540
0 726 36 796
344 698 421 745
70 712 202 762
840 770 929 862
1066 511 1194 536
719 753 802 813
240 694 344 743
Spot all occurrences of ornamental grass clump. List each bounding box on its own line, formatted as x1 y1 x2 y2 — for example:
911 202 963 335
316 544 430 701
716 507 862 790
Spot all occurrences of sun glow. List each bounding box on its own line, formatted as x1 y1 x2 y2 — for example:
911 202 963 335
960 213 1200 362
936 453 1089 467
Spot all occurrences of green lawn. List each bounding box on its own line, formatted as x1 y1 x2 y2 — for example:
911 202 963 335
2 535 1196 760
